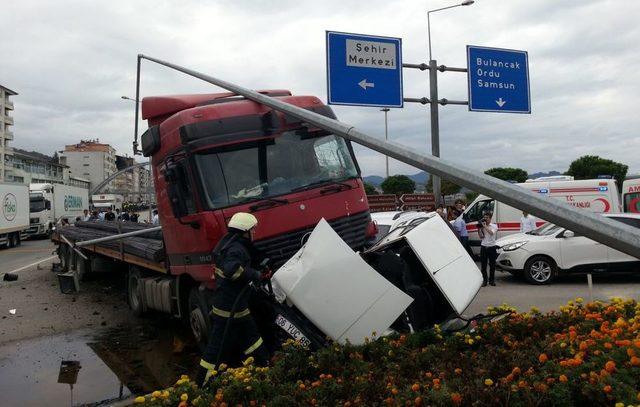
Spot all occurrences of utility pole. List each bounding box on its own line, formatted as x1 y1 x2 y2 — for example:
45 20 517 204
380 108 390 178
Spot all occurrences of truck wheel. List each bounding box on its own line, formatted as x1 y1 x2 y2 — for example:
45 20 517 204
127 268 146 317
188 288 210 351
524 256 556 285
7 233 16 248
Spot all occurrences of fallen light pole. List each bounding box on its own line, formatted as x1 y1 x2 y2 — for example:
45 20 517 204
131 54 640 259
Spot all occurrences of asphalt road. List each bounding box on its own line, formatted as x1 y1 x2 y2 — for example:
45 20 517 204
0 238 56 273
466 267 640 315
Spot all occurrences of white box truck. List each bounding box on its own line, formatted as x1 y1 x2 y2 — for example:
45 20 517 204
1 183 29 248
91 194 123 213
462 177 621 254
622 176 640 213
28 183 90 237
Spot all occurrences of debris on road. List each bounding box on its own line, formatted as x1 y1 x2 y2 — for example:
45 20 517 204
3 272 18 281
9 309 16 315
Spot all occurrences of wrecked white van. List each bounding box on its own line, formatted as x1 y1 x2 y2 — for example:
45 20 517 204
269 213 482 346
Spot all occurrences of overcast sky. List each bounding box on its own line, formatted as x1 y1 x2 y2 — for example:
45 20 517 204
2 0 638 178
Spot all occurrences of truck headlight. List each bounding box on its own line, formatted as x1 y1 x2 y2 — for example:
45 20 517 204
501 241 527 251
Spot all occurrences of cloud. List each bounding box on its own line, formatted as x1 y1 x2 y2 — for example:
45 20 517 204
1 0 638 177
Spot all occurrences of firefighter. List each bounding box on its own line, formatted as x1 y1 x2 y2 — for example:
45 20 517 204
196 212 270 387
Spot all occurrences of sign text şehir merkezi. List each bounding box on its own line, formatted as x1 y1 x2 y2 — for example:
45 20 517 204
326 31 403 108
467 45 531 114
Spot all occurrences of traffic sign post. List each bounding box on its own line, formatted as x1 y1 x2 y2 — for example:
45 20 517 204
467 45 531 113
399 194 435 212
326 31 403 108
366 194 398 213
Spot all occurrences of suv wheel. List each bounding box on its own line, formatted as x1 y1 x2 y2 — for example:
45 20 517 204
524 255 556 285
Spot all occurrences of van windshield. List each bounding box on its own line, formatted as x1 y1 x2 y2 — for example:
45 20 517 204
463 199 494 223
195 130 359 208
623 192 640 213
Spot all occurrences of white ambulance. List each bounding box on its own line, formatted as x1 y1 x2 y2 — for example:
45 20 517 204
462 177 620 254
622 176 640 213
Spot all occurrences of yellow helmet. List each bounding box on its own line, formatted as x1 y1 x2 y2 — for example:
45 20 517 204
228 212 258 232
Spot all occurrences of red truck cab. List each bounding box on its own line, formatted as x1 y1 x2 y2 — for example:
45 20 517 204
140 90 375 286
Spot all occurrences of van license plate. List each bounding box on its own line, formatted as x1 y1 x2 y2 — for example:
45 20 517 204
275 314 311 347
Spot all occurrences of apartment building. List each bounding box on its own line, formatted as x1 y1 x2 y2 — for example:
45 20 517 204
8 148 68 184
0 85 17 182
60 140 116 191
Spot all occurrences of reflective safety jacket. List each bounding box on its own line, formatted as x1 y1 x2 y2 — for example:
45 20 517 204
211 232 262 318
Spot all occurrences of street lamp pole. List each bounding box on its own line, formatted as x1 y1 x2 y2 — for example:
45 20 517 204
380 108 390 178
427 0 474 204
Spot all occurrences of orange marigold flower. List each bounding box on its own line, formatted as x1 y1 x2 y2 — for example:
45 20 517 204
579 341 588 351
512 367 521 376
414 396 423 406
559 375 568 383
634 340 640 348
605 361 616 373
538 353 548 363
451 393 462 405
631 356 640 366
454 368 462 375
627 348 636 357
603 385 612 394
604 342 613 349
411 383 420 392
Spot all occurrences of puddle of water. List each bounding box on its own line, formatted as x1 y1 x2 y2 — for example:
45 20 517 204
0 319 200 406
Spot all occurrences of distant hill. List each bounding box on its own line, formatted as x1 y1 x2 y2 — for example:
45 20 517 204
528 170 562 180
363 171 430 187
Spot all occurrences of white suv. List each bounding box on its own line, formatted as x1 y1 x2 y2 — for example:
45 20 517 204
495 214 640 284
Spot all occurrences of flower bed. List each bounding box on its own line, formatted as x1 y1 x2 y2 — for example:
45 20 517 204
133 298 640 406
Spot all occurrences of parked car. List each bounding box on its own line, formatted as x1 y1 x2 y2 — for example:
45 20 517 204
495 213 640 285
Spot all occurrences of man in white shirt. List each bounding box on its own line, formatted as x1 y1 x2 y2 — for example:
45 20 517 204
520 211 537 233
478 211 498 286
152 209 159 225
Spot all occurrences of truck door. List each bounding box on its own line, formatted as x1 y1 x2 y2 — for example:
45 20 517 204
463 198 494 255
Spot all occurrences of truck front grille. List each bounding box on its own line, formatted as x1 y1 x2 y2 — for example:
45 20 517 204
254 211 371 268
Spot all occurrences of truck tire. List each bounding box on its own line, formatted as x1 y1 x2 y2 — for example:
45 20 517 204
524 255 556 285
7 233 16 248
188 287 211 351
127 268 146 317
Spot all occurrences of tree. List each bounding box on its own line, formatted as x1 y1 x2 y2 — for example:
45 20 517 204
363 182 378 195
380 175 415 195
484 167 528 183
426 177 462 196
566 155 628 187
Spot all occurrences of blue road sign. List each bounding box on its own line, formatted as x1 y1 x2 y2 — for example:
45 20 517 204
467 45 531 114
326 31 403 108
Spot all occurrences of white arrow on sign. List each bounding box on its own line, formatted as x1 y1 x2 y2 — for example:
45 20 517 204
358 79 375 90
496 98 506 107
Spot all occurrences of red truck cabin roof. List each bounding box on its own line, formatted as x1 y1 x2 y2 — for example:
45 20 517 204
140 91 336 160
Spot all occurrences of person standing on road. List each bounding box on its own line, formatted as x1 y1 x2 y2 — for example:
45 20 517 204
196 212 270 388
520 211 537 233
82 209 90 222
478 211 498 286
452 209 473 257
104 208 116 221
151 209 159 225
